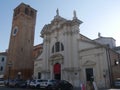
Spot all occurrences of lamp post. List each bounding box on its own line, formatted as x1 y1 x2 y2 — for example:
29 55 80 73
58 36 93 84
103 69 107 88
115 60 119 65
8 61 12 85
17 72 21 80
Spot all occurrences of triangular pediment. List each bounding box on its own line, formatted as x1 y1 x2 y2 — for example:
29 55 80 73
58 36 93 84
79 38 104 52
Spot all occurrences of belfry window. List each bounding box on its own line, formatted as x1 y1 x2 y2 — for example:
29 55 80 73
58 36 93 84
14 8 20 17
25 8 29 15
30 10 34 17
16 8 20 15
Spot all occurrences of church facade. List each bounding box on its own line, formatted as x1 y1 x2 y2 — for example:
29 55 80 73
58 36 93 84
34 10 115 88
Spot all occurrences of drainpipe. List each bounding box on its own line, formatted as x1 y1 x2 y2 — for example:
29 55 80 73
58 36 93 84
118 54 120 66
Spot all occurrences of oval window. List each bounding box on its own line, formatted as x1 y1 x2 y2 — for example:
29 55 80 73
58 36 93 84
12 26 18 36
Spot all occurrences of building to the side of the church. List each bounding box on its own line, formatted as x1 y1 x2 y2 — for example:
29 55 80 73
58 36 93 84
0 52 7 78
34 10 120 89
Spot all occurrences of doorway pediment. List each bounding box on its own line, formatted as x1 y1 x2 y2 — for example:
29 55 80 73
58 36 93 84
49 53 64 65
49 53 63 61
83 60 96 66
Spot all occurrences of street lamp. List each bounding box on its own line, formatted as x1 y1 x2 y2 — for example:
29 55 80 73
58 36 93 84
115 60 119 65
8 61 12 85
103 69 107 88
116 61 119 65
17 72 21 80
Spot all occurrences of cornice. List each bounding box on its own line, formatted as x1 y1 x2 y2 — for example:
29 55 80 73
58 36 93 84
62 67 81 71
41 17 82 37
79 46 103 53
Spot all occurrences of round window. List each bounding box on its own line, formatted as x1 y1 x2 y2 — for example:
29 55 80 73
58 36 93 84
12 26 18 36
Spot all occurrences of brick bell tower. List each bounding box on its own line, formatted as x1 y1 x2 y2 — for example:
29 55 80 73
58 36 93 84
5 3 37 80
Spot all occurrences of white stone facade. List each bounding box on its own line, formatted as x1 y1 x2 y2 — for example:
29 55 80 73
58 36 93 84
34 10 111 88
94 35 116 48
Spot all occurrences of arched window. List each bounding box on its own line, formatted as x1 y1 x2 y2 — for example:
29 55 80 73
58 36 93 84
14 8 20 17
30 10 34 17
55 42 60 52
16 8 20 15
14 12 17 17
52 42 64 53
61 43 64 51
25 8 29 15
0 66 3 71
52 46 54 53
2 57 4 62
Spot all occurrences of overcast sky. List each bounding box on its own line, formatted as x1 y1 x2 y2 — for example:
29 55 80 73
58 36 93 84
0 0 120 52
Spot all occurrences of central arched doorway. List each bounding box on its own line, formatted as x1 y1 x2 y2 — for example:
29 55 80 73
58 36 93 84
53 63 61 80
